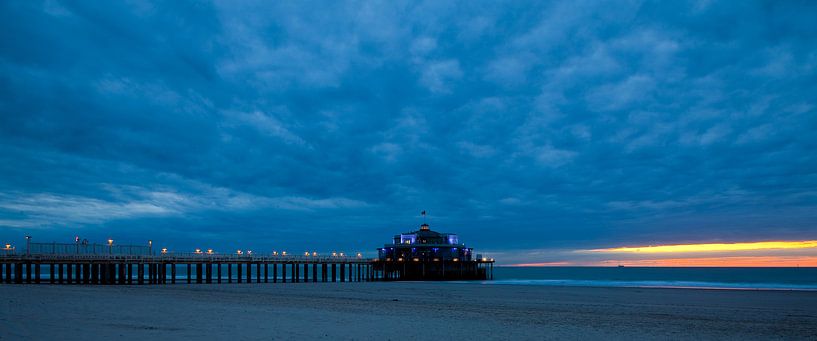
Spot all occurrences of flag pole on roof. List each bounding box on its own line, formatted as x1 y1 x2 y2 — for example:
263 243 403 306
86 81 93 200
420 210 430 230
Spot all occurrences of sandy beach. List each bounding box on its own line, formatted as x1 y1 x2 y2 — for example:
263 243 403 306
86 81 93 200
1 283 815 340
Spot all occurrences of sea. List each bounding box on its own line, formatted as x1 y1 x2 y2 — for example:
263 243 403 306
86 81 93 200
484 267 817 291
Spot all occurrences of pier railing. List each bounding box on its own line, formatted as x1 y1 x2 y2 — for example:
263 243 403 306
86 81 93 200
27 242 151 256
1 253 373 263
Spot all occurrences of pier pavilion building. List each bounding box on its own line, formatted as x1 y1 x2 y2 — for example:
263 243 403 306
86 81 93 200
375 223 493 280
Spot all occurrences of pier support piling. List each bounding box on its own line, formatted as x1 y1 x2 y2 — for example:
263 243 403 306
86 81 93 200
303 263 308 283
15 263 23 284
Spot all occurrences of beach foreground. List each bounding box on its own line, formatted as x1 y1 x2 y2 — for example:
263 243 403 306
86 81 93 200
1 282 816 340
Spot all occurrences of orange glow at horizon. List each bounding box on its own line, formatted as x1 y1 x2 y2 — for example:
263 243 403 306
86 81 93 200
508 261 572 267
589 240 817 253
507 256 817 267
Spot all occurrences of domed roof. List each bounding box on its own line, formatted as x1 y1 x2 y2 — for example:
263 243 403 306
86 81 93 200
414 228 443 238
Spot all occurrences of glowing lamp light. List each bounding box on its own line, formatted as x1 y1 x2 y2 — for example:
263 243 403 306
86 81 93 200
398 258 404 262
207 249 213 254
413 258 419 262
332 252 337 257
339 252 344 257
482 257 487 261
304 251 310 256
313 252 318 256
356 252 362 258
4 244 10 249
161 248 167 254
433 258 439 262
195 248 202 254
273 251 278 256
237 249 243 255
282 251 287 256
453 258 459 262
247 250 253 255
107 239 113 246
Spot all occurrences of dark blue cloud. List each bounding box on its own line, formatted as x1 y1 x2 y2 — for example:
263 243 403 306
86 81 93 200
1 0 816 263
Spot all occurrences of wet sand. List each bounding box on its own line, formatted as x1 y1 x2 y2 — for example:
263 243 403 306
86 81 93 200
1 282 816 340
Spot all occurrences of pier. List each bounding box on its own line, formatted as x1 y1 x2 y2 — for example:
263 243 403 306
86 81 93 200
0 253 380 285
1 218 495 284
0 242 494 285
0 254 494 284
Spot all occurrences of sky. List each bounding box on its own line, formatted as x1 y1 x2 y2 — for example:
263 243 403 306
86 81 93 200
1 1 816 265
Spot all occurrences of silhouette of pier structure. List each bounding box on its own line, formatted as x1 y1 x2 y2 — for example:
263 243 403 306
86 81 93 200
0 230 494 285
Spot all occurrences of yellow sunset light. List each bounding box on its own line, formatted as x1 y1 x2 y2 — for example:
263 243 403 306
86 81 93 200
590 240 817 253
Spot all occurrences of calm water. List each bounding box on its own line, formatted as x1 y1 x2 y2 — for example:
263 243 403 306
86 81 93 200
484 267 817 290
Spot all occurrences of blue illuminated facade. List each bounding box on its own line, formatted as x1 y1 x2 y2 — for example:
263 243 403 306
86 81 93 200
377 223 474 262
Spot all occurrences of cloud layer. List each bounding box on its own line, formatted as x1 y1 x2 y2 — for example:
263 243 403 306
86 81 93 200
1 1 816 263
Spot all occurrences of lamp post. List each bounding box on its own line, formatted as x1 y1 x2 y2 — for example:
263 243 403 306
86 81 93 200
25 235 31 256
148 240 152 255
108 239 113 254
